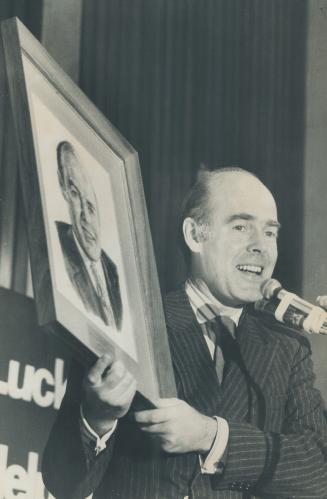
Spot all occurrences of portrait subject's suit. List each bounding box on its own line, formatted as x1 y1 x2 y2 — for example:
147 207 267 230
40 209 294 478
56 221 123 329
42 288 327 499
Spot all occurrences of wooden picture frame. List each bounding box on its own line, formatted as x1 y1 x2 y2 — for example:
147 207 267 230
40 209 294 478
1 17 176 401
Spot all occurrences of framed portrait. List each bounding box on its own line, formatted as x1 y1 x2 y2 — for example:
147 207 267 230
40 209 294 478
1 17 176 401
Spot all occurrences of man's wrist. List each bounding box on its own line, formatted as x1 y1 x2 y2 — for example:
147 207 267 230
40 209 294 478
200 416 229 474
200 415 219 453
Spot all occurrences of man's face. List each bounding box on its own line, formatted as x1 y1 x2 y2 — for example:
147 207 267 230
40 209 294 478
61 151 101 261
195 173 279 306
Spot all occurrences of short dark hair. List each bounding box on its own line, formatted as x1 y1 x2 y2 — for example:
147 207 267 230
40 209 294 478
179 166 257 266
57 141 76 189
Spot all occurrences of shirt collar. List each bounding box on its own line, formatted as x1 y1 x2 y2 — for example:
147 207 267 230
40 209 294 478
185 278 243 326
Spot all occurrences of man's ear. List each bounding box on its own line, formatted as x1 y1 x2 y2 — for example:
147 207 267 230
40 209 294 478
183 217 202 254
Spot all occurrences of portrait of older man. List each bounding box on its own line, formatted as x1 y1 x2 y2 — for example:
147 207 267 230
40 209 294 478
56 140 122 330
43 167 327 498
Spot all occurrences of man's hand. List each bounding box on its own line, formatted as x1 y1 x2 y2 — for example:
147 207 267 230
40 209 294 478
82 354 137 436
134 398 217 454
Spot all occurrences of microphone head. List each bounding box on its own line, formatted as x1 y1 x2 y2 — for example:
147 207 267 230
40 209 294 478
260 278 282 299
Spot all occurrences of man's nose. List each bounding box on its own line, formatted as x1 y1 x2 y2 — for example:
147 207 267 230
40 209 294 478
81 200 91 222
247 231 266 254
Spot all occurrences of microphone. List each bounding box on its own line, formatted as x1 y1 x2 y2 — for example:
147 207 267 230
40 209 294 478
254 278 327 335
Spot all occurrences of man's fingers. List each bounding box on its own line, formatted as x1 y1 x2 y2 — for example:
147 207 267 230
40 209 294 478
85 354 114 386
134 407 173 425
152 398 180 408
105 372 137 406
101 360 126 388
134 399 183 424
113 378 137 409
139 422 167 434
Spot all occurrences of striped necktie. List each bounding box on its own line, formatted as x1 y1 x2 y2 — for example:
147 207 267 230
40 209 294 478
211 316 237 383
90 263 115 327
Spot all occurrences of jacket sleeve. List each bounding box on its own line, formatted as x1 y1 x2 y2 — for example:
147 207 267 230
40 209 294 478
42 358 116 499
217 340 327 497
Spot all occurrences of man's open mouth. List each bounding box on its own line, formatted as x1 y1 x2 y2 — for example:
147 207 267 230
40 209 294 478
236 264 263 276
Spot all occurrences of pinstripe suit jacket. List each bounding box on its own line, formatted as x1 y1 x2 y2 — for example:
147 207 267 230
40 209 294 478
42 288 327 499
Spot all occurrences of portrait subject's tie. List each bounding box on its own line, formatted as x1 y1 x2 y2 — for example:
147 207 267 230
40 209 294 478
90 263 115 327
211 315 236 383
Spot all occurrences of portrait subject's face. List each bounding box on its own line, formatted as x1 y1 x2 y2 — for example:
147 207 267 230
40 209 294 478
62 151 101 261
197 173 279 306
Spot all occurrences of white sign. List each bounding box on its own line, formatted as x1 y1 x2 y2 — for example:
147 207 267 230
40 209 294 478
0 358 66 409
0 444 55 499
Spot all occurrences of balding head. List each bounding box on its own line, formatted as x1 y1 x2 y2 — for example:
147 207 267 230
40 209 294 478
180 167 266 262
207 169 277 226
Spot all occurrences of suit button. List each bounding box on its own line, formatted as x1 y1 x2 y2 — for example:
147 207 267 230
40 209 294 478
215 461 224 471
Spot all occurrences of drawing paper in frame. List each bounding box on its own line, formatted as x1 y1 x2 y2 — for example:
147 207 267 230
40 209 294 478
1 17 176 401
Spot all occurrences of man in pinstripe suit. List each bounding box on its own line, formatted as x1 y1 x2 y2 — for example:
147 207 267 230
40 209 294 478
42 168 327 498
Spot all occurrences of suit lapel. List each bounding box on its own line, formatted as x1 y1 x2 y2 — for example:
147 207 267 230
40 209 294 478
165 289 223 415
220 309 280 426
101 253 120 328
238 311 280 388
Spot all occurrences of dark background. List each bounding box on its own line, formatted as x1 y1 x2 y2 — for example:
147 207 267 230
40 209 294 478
0 0 308 294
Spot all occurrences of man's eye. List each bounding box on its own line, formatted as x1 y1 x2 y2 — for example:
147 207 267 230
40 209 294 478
265 230 278 239
70 187 78 197
233 225 247 232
